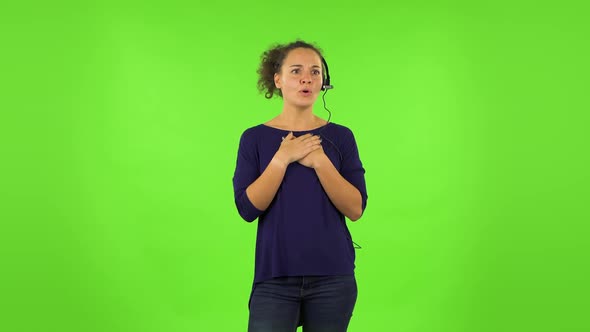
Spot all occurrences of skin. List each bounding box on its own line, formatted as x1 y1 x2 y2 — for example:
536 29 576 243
245 47 363 221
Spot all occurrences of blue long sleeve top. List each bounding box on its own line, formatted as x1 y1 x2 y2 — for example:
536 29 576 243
232 122 368 284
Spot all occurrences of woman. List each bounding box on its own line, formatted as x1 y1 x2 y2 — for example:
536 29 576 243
232 40 368 332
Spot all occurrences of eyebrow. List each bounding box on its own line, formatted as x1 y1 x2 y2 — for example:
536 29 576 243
289 64 321 68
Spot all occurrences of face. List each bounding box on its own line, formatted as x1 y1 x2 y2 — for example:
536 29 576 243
274 47 323 108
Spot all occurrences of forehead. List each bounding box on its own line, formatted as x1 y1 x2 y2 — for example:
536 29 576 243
283 48 322 65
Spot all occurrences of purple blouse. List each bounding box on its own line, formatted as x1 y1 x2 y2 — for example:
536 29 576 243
232 122 368 284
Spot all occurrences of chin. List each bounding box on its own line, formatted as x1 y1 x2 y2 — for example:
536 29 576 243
295 102 315 109
286 99 313 109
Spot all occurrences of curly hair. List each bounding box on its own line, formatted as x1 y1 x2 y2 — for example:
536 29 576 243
257 40 325 99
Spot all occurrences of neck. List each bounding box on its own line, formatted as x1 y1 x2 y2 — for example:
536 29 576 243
277 105 318 130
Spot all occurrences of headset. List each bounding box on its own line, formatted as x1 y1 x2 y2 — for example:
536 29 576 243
318 56 362 250
317 56 340 162
320 56 333 91
279 55 364 249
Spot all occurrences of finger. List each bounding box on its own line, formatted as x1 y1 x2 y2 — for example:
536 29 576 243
281 132 294 142
297 133 314 141
304 145 322 155
302 135 321 144
307 139 321 147
310 137 323 145
312 135 322 143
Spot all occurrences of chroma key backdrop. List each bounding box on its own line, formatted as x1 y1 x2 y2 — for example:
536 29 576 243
1 1 588 332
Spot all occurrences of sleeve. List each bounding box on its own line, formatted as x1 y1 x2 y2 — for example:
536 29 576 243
339 127 368 215
232 129 265 222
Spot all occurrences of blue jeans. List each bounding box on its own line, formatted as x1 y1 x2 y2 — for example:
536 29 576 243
248 275 357 332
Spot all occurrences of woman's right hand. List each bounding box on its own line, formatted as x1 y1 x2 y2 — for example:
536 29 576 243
273 132 322 166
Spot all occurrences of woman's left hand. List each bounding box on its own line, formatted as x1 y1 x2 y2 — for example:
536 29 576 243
297 145 328 169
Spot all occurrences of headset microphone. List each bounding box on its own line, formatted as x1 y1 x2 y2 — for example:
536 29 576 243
321 56 333 91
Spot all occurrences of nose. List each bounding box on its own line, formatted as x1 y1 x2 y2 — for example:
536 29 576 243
300 73 312 84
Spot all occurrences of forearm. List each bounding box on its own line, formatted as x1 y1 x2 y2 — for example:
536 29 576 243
245 156 287 211
314 156 363 221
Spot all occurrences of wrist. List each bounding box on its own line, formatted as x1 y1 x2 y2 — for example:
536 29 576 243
271 154 289 169
312 154 330 169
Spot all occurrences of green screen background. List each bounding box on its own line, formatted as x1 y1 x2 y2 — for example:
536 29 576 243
1 1 588 331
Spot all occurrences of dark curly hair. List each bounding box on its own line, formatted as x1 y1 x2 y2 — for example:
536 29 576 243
257 40 325 99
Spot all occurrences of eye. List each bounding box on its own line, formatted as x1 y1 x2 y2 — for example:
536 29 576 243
312 69 321 75
291 69 300 74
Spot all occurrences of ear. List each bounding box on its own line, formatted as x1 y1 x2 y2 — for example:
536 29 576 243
274 73 281 89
